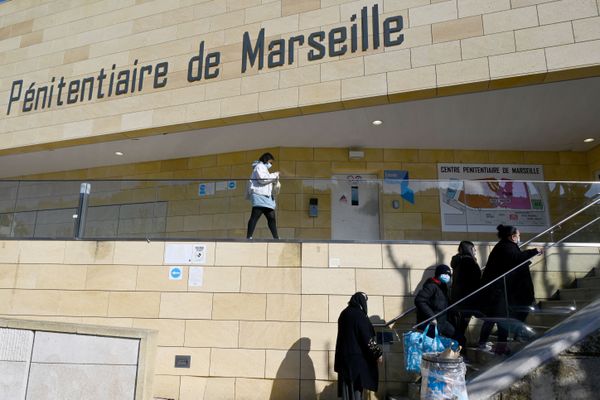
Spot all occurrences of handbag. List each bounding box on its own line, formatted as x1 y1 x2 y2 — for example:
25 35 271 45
367 336 383 360
403 324 458 373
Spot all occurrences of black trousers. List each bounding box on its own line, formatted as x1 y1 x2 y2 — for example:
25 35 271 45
479 306 529 344
455 312 472 349
338 377 363 400
246 206 278 239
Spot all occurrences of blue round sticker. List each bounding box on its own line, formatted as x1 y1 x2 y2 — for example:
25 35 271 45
170 267 182 279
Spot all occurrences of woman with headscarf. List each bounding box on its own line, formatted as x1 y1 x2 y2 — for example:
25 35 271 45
478 224 543 355
246 152 280 239
415 264 456 340
334 292 382 400
450 241 481 348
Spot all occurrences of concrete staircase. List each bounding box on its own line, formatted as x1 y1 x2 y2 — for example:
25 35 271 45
462 267 600 399
386 267 600 400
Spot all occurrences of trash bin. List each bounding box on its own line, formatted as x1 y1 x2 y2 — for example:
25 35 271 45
420 352 468 400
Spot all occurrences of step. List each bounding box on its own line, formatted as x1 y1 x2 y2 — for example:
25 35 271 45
558 288 600 302
539 299 583 309
525 313 567 328
465 346 496 366
577 276 600 289
408 382 420 400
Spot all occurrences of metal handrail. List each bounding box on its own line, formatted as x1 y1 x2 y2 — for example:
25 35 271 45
520 194 600 247
372 306 416 328
411 216 600 330
378 195 600 328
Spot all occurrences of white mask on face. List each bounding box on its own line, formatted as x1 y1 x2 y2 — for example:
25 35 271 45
266 162 272 169
439 274 451 284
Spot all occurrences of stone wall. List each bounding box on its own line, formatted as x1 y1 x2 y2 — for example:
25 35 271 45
1 0 599 154
0 240 597 399
0 318 156 400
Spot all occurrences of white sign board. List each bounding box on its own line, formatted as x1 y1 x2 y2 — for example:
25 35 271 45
164 243 208 264
437 163 549 233
188 267 204 287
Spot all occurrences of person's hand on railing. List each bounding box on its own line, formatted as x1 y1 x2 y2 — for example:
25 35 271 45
378 355 383 364
536 247 544 255
430 318 437 326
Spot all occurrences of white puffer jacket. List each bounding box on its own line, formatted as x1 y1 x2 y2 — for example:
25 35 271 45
249 161 279 196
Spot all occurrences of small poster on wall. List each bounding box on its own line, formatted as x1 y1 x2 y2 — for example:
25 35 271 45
164 243 208 264
437 163 549 233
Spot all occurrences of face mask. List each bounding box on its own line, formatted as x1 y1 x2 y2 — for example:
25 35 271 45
266 162 272 169
439 274 451 284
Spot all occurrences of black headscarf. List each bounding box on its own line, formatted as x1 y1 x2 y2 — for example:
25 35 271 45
348 292 368 315
457 240 476 259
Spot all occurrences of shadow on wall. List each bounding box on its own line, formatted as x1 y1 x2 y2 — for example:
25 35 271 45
270 337 315 400
319 383 337 399
318 340 337 400
384 242 452 331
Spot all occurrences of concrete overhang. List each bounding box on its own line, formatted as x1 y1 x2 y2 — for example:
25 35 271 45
1 76 599 178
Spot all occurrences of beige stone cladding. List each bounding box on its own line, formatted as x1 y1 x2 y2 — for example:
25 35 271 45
0 318 156 400
0 239 598 399
1 0 599 154
14 146 595 241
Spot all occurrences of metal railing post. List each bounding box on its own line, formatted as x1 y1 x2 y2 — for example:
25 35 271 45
74 183 91 239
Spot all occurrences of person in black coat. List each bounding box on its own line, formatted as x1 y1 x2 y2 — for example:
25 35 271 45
415 264 456 339
450 241 482 348
478 224 543 354
334 292 381 400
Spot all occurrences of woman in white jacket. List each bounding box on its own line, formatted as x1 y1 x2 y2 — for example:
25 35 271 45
246 152 280 239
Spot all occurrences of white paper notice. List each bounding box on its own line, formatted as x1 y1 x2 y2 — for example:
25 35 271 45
165 243 208 264
329 258 340 268
191 244 206 264
215 181 227 191
189 267 204 287
164 244 189 264
198 182 216 196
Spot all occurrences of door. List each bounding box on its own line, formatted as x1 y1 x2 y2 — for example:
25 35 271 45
331 174 380 240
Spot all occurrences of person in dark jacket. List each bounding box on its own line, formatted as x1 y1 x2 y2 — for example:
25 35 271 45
334 292 381 400
478 224 543 354
415 264 456 339
450 241 482 348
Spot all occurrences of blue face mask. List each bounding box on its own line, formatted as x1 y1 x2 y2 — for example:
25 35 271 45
266 162 272 169
439 274 451 284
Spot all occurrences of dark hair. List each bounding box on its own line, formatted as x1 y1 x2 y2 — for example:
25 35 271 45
497 224 518 239
259 152 275 163
435 264 451 277
457 241 475 257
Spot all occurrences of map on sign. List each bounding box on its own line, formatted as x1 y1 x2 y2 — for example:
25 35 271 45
438 164 549 233
445 179 544 211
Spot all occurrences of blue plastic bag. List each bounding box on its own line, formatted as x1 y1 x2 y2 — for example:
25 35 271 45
403 324 458 373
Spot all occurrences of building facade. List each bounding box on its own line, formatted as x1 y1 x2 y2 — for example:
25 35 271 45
1 0 600 399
